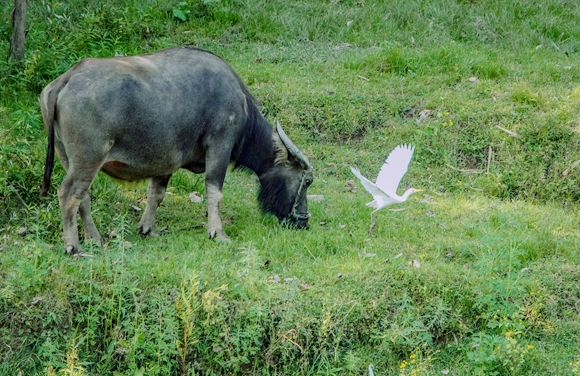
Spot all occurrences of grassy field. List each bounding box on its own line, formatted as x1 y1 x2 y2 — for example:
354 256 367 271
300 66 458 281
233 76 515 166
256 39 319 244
2 0 580 375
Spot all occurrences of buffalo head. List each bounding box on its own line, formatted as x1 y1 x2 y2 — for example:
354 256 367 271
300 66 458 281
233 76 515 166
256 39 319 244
258 122 313 229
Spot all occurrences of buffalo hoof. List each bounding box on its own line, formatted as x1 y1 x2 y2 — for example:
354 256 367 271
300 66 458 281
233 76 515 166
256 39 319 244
138 225 158 237
208 230 230 242
84 236 102 248
65 245 83 255
84 226 102 245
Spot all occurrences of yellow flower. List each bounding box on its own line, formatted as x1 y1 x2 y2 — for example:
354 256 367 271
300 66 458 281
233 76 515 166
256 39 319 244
449 119 453 126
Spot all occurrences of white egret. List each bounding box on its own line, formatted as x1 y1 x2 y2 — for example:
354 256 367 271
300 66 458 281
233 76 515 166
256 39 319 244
351 144 422 233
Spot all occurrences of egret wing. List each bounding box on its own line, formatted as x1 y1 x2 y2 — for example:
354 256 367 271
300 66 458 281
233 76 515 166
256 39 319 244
351 167 389 200
375 144 415 196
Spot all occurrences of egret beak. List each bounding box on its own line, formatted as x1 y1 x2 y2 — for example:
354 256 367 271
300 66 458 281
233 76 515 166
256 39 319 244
415 189 423 192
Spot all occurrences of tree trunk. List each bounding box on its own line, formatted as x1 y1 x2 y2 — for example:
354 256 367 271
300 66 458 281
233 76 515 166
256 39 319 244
9 0 28 62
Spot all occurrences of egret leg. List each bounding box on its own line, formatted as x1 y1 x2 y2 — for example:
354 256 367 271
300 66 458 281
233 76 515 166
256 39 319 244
369 210 378 234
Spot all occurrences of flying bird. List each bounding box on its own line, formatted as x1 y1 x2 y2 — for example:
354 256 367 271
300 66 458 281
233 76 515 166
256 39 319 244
351 144 422 233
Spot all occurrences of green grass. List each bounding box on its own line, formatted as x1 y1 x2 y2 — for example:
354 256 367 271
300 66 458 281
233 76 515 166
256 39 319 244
2 0 580 374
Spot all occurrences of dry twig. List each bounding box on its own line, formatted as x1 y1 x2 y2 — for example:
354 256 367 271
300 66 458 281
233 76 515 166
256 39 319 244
446 164 484 174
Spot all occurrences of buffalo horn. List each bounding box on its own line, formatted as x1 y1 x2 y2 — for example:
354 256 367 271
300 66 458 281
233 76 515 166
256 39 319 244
276 121 311 170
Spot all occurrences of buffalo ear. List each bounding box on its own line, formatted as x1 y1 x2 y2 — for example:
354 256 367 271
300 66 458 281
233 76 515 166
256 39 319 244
276 121 311 170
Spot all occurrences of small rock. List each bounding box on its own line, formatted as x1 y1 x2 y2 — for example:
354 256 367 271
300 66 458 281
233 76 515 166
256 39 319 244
30 297 43 305
307 194 324 203
337 273 343 278
298 284 311 291
426 210 436 217
109 229 119 238
338 224 346 229
189 192 203 203
409 260 421 268
17 227 27 236
468 76 479 83
334 43 353 50
284 277 296 283
344 180 357 192
268 275 281 283
417 109 432 124
131 205 142 211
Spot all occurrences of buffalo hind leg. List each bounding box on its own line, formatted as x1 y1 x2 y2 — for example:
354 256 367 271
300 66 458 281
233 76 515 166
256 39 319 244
138 175 171 236
58 172 96 254
79 192 102 246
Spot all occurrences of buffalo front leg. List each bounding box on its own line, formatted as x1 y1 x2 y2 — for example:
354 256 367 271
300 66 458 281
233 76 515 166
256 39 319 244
206 182 229 241
205 152 230 241
138 175 171 236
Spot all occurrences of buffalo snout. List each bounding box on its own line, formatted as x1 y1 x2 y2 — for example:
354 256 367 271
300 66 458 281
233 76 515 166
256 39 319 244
281 216 309 230
293 218 309 230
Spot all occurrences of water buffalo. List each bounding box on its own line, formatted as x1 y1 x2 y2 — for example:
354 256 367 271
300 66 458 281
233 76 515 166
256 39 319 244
40 47 313 254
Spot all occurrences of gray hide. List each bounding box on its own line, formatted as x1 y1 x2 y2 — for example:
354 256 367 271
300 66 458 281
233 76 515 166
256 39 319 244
40 47 312 254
